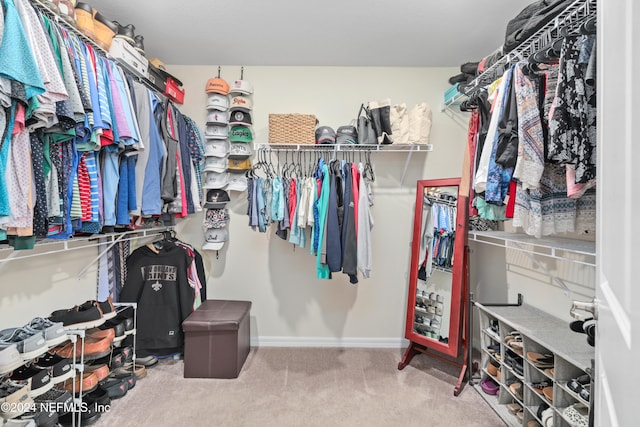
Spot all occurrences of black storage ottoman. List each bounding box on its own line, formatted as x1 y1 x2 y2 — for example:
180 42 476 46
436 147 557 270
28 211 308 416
182 299 251 378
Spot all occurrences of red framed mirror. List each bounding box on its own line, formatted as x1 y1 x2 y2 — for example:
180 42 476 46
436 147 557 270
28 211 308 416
399 177 470 386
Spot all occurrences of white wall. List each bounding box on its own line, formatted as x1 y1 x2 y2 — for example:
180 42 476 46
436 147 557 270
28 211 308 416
0 66 471 347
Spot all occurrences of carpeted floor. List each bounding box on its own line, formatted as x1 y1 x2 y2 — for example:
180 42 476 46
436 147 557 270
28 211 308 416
93 347 505 427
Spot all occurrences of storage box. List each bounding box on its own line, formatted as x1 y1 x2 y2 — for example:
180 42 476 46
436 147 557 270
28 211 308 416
182 299 251 379
145 63 167 93
268 113 317 144
109 38 148 79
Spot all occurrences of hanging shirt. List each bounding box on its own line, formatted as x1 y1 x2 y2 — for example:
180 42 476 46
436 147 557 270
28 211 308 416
357 163 374 279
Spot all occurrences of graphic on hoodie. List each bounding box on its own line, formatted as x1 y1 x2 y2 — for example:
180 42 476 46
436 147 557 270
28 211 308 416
141 265 178 292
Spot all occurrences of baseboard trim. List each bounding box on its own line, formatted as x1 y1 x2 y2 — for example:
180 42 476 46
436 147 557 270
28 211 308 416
251 336 408 348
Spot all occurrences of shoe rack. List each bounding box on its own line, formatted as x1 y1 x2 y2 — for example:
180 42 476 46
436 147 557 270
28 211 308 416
474 302 593 427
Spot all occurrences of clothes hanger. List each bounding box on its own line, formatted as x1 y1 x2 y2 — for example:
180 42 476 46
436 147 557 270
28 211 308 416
580 16 596 35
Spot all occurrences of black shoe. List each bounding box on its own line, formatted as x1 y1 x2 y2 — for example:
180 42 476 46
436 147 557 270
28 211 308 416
107 370 136 390
113 345 133 365
34 352 74 384
134 34 145 55
34 388 73 416
112 21 135 45
94 11 118 33
84 387 111 413
10 364 54 397
98 319 126 342
49 303 105 330
98 377 128 399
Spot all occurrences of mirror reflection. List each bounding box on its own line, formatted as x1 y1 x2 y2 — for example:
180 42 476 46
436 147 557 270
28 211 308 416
413 185 458 344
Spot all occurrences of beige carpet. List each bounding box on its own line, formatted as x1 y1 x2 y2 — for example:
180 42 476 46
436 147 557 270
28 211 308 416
93 347 505 427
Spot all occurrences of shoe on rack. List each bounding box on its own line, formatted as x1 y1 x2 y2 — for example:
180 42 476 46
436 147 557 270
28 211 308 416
92 11 117 51
79 298 115 321
114 363 146 380
134 35 145 55
18 408 58 427
34 388 73 416
112 346 133 366
24 318 68 348
9 364 54 398
86 327 115 346
0 382 34 420
0 344 24 376
49 302 105 330
84 363 110 382
3 418 37 426
83 387 110 413
60 371 99 394
111 21 136 45
58 396 101 426
33 352 73 384
51 335 111 362
0 328 47 361
98 377 128 399
57 0 76 27
74 2 96 40
106 370 136 390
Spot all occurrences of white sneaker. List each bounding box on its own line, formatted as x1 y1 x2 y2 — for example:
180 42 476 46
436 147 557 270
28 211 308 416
0 345 24 376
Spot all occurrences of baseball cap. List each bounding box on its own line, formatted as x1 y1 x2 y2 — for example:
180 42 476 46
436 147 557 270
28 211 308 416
315 126 336 144
203 139 229 157
228 142 253 159
203 207 230 229
206 93 229 111
202 227 228 251
203 156 228 173
229 125 253 143
205 125 229 139
227 172 248 192
227 158 252 172
336 125 358 145
229 95 252 113
206 111 229 126
228 80 254 95
205 77 229 95
228 110 252 126
203 171 229 189
203 188 230 209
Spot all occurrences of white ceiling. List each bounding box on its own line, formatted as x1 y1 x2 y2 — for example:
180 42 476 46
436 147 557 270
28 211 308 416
89 0 533 67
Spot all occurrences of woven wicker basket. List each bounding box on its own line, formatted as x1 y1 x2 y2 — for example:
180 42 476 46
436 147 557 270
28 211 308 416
268 114 317 144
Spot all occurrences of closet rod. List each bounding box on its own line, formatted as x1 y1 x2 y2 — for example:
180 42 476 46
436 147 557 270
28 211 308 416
461 0 596 96
31 0 168 97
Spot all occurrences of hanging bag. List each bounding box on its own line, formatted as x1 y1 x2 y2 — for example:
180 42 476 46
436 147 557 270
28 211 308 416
357 103 376 145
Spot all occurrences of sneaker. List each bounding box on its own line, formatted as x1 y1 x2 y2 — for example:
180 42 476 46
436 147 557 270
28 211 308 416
34 388 73 416
9 365 54 398
34 353 74 384
24 318 68 348
0 382 34 420
49 302 105 330
0 345 24 376
134 34 144 55
111 21 135 45
0 328 47 360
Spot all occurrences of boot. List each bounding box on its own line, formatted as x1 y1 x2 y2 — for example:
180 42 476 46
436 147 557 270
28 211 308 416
75 2 96 40
93 11 117 51
368 99 393 144
112 21 136 46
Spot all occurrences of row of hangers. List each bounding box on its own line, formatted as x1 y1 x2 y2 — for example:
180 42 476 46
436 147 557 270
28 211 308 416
246 148 376 182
